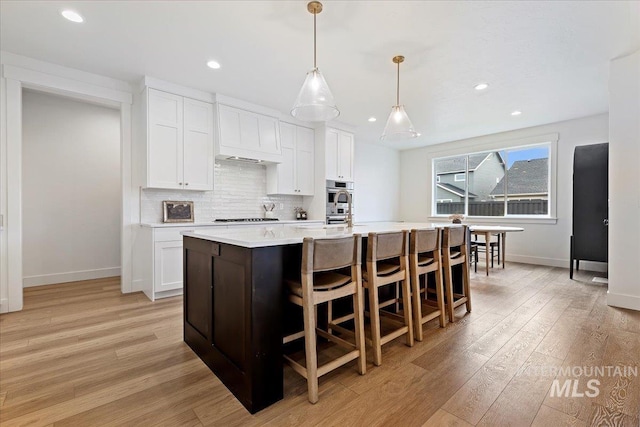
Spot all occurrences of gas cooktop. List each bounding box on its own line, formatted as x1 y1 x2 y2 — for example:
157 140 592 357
214 218 280 222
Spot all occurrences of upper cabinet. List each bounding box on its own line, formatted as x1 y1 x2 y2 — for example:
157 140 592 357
215 104 282 163
325 128 354 181
145 88 214 191
266 123 315 195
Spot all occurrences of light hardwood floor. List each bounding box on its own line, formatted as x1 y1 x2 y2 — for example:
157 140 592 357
1 264 639 426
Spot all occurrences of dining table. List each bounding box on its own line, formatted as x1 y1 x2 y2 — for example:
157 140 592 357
468 225 524 276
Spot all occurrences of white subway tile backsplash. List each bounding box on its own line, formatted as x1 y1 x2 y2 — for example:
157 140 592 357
140 160 303 223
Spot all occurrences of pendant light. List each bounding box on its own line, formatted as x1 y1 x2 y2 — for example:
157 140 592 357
291 1 339 122
381 55 418 140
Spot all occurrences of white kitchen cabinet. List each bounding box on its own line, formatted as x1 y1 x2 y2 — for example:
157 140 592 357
153 240 183 293
216 104 282 163
146 88 213 190
325 127 354 181
266 123 315 195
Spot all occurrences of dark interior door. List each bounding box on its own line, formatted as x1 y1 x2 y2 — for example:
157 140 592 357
572 143 608 262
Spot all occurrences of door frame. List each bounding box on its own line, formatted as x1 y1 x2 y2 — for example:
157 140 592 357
0 60 133 312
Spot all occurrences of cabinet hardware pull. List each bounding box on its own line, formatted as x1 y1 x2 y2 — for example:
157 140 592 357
185 183 189 186
178 182 183 185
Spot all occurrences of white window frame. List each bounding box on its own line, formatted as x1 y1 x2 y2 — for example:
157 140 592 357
430 133 558 224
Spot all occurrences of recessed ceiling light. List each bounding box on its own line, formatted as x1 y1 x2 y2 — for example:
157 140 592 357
61 10 83 23
511 110 522 116
368 117 377 122
206 60 221 70
417 133 422 136
474 83 489 91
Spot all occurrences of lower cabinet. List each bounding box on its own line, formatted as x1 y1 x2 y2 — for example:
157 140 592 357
153 240 184 293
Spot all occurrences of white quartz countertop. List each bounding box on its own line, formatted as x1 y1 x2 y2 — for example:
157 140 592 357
181 222 461 248
140 219 323 228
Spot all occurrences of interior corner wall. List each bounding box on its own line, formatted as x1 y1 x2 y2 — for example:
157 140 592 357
22 90 121 287
399 114 609 269
354 140 401 222
608 49 640 311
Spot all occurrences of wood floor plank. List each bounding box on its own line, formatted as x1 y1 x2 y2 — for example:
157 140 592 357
531 404 587 427
422 409 473 427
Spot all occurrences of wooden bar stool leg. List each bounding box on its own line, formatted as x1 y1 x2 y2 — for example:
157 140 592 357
302 297 319 403
367 281 383 366
401 276 414 346
353 285 366 375
463 261 472 314
434 258 446 327
444 261 455 322
410 261 423 341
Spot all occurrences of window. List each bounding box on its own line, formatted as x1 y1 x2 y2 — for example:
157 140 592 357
433 143 551 217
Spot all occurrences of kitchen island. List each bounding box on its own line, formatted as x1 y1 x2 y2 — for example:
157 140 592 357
181 222 460 413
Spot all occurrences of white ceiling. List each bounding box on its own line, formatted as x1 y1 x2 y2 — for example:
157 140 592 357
1 1 639 150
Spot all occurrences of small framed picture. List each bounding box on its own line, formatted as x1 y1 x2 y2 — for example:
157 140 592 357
163 201 194 223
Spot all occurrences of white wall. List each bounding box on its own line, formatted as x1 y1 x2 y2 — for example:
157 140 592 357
608 49 640 311
22 90 121 286
400 114 609 269
354 140 401 222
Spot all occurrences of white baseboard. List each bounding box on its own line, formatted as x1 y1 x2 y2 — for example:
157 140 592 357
0 298 8 314
607 291 640 311
23 267 121 287
508 255 608 272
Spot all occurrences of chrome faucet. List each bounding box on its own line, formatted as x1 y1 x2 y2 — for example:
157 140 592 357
334 190 353 228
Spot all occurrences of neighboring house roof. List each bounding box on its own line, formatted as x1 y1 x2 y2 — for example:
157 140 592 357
437 183 478 198
491 158 548 196
435 152 501 174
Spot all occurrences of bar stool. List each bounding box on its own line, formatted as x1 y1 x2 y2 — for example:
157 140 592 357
442 226 472 322
363 231 413 366
282 235 366 404
409 229 446 341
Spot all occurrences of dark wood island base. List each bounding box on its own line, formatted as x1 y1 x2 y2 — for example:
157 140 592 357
183 236 285 414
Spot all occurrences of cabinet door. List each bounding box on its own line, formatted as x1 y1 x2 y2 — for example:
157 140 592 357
325 128 340 180
183 98 214 190
154 240 184 292
258 116 280 154
276 123 296 194
239 112 261 151
218 105 242 150
148 89 183 189
296 126 315 195
337 131 354 181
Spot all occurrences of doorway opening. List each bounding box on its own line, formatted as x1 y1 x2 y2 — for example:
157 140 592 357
21 89 122 288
